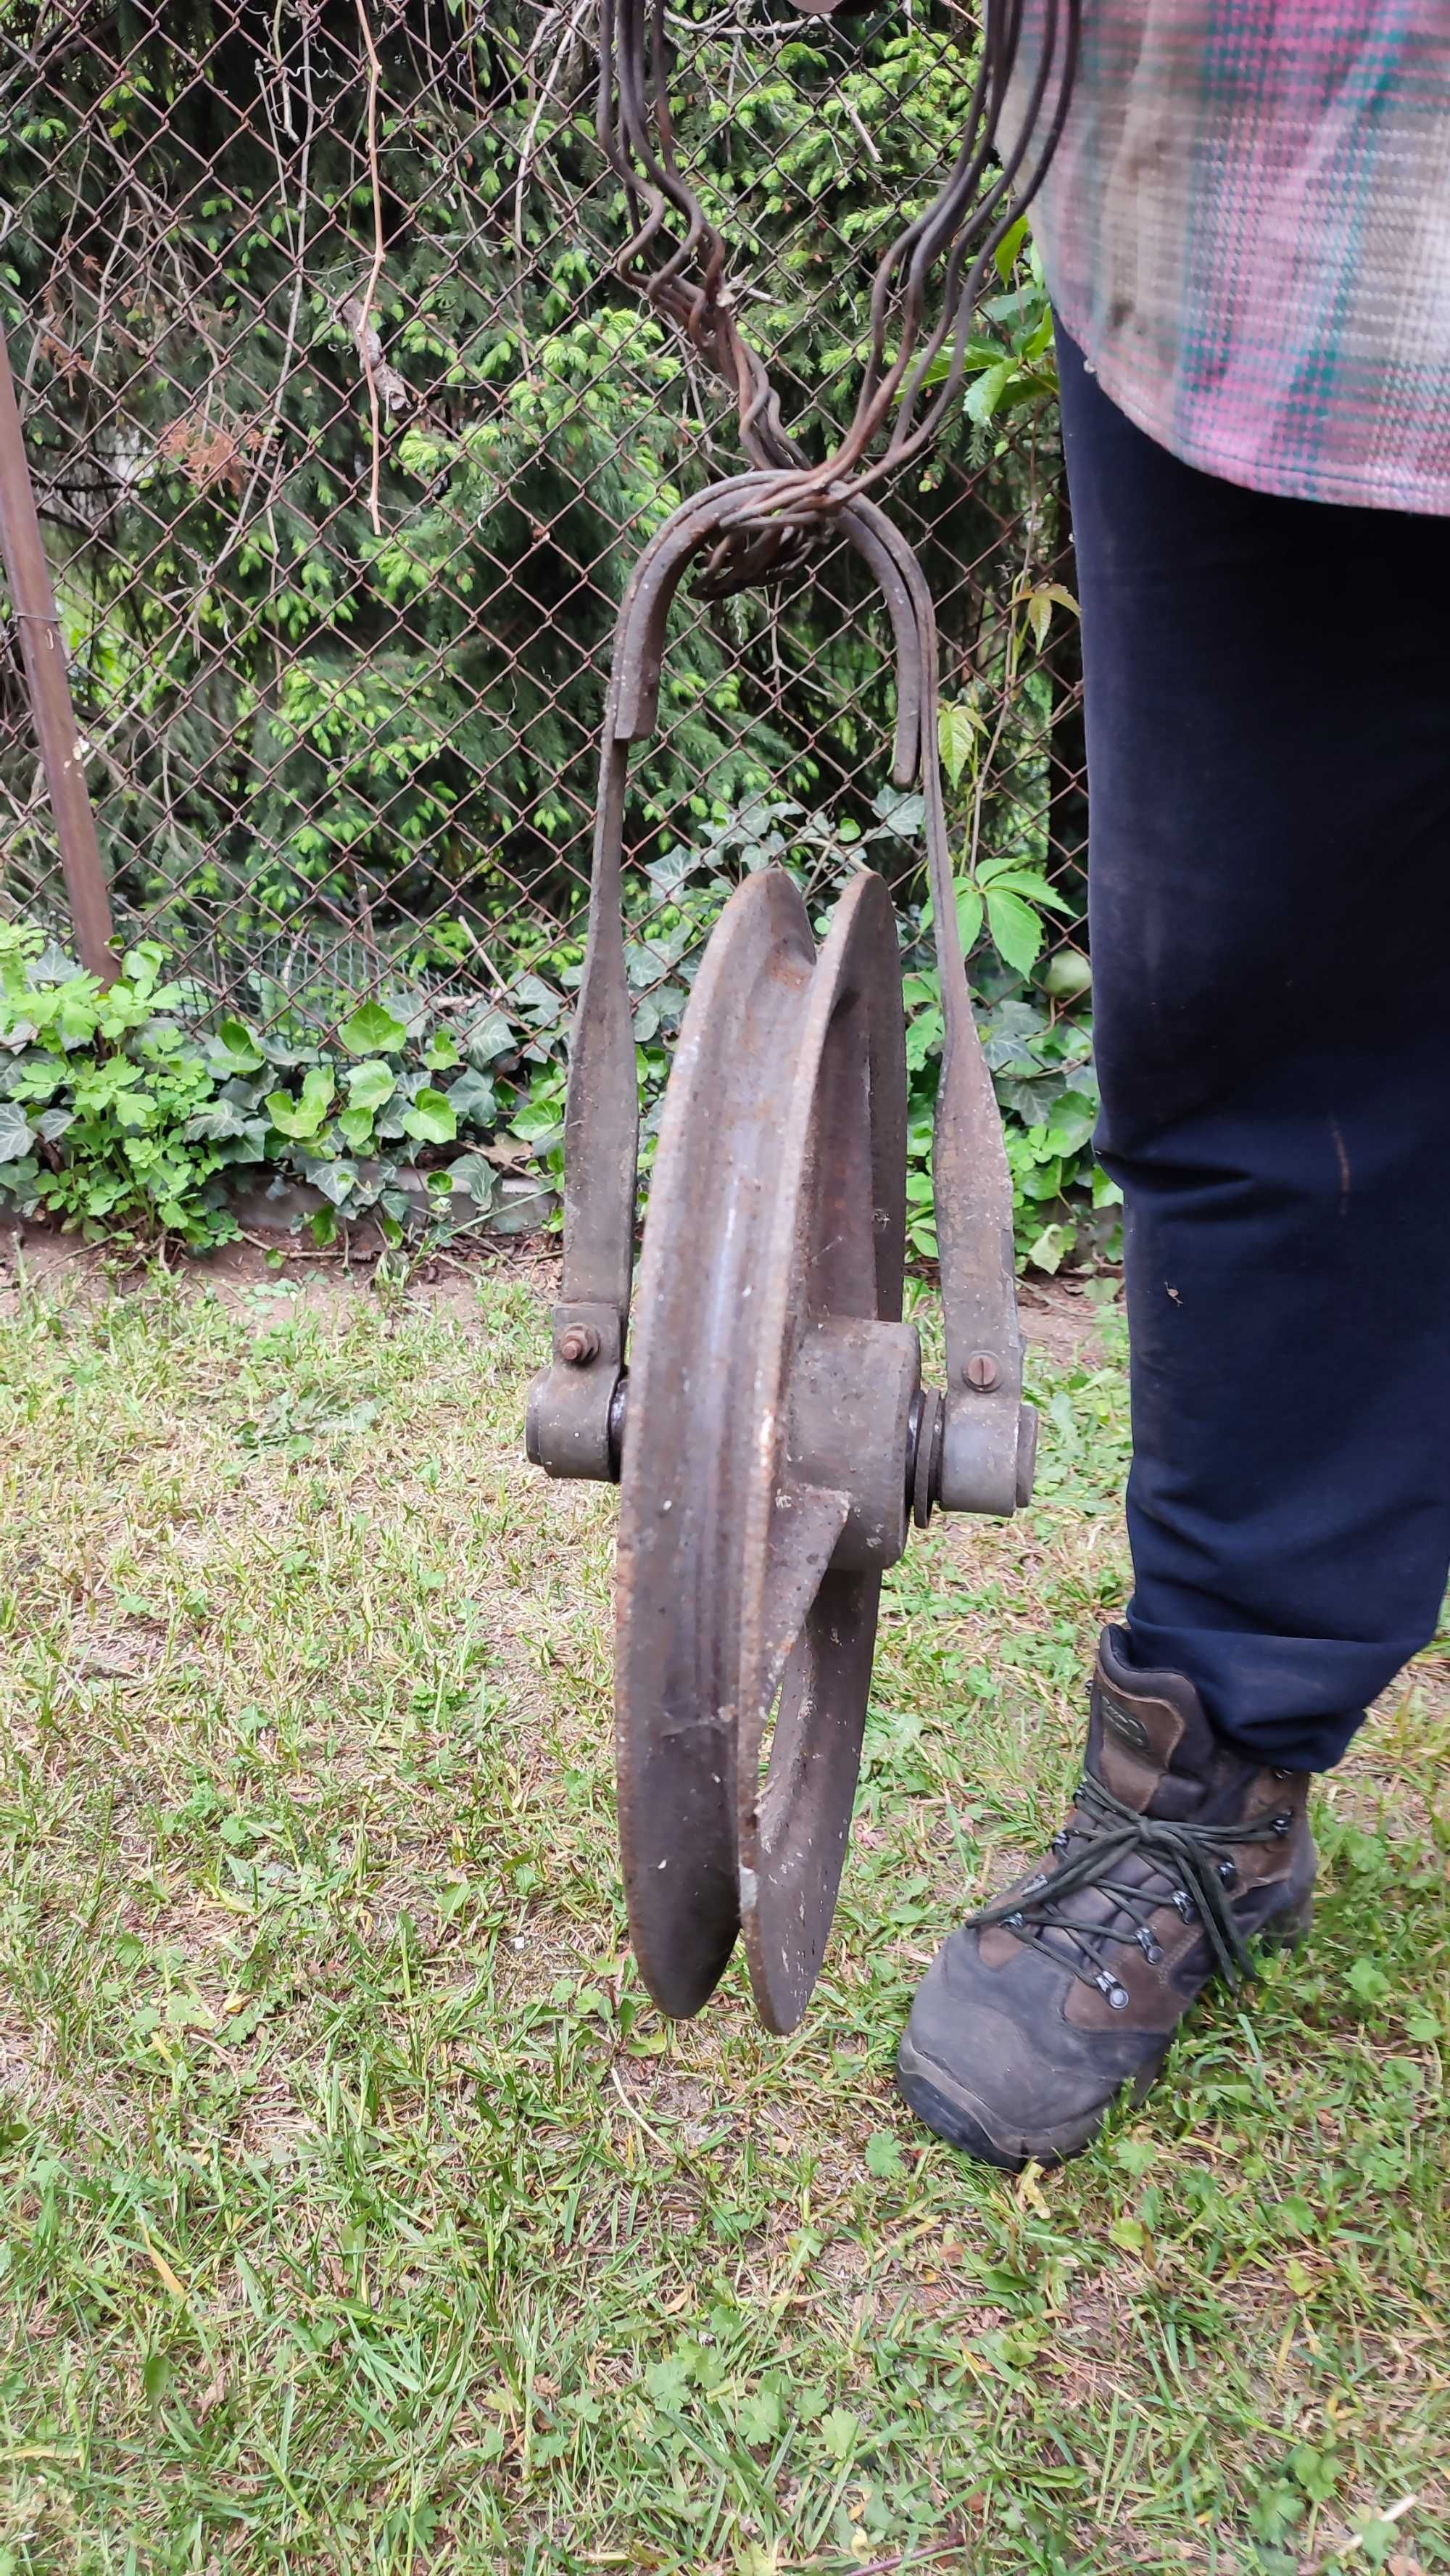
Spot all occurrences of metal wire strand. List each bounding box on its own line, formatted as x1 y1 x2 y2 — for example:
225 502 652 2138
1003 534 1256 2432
597 0 1082 558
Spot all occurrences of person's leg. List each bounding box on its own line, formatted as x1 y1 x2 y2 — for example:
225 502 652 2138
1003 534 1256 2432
1062 329 1450 1768
898 337 1450 2166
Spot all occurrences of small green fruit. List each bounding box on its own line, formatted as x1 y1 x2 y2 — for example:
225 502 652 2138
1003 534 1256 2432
1042 949 1092 1000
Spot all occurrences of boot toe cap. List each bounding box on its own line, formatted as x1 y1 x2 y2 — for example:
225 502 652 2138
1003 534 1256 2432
897 1924 1166 2169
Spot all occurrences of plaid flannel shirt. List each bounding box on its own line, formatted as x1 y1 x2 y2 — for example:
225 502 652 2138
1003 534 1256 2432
1016 2 1450 512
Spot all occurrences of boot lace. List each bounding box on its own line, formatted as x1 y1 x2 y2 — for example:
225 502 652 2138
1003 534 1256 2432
972 1771 1289 2006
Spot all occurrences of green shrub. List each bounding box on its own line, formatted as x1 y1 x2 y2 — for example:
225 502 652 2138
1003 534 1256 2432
2 780 1112 1263
0 924 522 1250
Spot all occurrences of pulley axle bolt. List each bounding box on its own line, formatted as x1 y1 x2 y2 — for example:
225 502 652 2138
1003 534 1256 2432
560 1324 602 1367
963 1351 1000 1392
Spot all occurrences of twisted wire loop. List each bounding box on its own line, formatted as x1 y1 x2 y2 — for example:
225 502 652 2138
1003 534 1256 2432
597 0 1081 590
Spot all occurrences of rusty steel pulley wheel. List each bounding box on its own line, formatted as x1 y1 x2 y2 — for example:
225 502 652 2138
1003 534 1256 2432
528 478 1037 2034
618 862 911 2031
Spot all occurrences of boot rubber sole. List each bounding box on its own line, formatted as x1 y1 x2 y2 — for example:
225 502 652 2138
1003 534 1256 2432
894 2031 1154 2171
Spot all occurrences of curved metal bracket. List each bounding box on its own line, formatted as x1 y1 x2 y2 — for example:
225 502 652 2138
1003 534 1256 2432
529 473 1034 1518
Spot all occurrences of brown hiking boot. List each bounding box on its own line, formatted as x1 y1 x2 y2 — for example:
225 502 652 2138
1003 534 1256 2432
896 1626 1317 2169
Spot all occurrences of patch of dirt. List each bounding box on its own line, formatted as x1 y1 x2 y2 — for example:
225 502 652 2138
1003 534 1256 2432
65 1617 167 1683
0 1213 558 1326
2 1216 1118 1355
1017 1272 1117 1368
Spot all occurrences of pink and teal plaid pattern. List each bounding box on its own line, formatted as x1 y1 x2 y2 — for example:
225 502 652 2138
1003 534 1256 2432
1016 3 1450 512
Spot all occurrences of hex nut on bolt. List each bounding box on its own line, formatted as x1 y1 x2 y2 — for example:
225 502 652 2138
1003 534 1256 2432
963 1350 1000 1392
559 1324 602 1367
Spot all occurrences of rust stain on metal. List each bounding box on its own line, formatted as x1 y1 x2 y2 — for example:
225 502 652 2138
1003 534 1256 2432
0 316 115 979
530 479 1040 2031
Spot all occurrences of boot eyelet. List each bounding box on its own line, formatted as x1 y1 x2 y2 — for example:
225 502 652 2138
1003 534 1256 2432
1272 1767 1292 1781
1171 1888 1196 1921
1005 1910 1026 1930
1272 1811 1292 1836
1097 1976 1130 2011
1022 1873 1049 1894
1136 1929 1164 1965
1051 1830 1069 1855
1217 1859 1238 1888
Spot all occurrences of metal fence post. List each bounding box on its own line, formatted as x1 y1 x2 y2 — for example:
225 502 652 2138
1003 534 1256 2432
0 313 115 980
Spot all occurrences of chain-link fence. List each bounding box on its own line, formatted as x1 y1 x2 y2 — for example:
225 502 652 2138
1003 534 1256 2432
0 1 1095 1258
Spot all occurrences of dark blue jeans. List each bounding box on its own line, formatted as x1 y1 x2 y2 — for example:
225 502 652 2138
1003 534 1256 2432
1057 329 1450 1771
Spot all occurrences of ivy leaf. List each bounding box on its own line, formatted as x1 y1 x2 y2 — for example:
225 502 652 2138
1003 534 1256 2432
214 1014 265 1072
346 1058 396 1113
183 1099 252 1142
905 1008 943 1073
446 1066 497 1126
0 1102 36 1163
266 1068 335 1139
447 1152 496 1210
337 1000 408 1056
305 1155 361 1209
645 844 699 895
463 1007 515 1066
401 1086 457 1145
871 785 924 839
510 974 562 1028
27 940 75 988
511 1088 564 1144
986 888 1045 977
1044 1089 1097 1155
257 1029 320 1070
424 1029 461 1070
338 1106 376 1152
121 942 165 1002
1027 1221 1073 1274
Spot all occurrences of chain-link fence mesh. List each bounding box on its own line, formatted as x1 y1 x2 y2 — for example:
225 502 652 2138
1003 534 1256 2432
0 1 1094 1254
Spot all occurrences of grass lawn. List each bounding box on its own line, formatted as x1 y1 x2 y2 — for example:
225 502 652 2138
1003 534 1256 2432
1 1243 1446 2575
